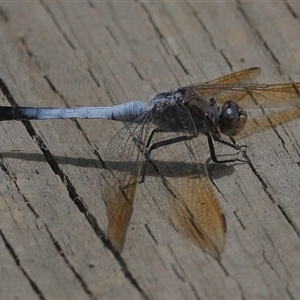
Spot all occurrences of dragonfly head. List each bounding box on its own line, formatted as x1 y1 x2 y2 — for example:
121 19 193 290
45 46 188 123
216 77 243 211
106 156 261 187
218 101 248 137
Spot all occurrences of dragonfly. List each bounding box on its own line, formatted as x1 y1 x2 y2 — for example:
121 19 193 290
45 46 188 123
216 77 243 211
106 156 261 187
1 68 300 259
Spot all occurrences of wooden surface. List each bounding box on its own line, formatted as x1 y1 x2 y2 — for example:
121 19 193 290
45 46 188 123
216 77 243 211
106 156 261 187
0 2 300 299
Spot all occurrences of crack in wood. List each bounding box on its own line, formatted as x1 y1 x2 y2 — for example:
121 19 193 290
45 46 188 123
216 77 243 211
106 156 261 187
173 55 190 76
19 37 33 58
0 5 8 23
193 12 233 72
233 210 246 230
40 0 75 51
237 2 282 76
105 25 119 45
144 223 158 244
284 0 299 19
130 62 144 81
0 229 45 299
168 246 201 299
44 225 97 300
87 67 101 88
139 2 171 56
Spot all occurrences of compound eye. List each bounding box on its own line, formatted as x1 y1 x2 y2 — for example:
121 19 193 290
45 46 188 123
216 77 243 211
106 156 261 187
218 101 247 137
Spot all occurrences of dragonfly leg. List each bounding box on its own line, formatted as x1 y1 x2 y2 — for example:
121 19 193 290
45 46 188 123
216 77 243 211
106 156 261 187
229 137 248 151
139 129 196 183
207 134 248 163
139 128 159 183
204 114 248 163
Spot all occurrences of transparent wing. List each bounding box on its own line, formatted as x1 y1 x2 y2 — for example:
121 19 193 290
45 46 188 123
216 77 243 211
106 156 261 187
101 121 151 252
186 68 261 89
144 115 226 258
191 83 300 108
238 106 300 140
204 67 261 86
181 68 300 108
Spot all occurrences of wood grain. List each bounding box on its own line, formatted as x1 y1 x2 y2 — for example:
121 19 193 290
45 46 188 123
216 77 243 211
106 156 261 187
0 1 299 299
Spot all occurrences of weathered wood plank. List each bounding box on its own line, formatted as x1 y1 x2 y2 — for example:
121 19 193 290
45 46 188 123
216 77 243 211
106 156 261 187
0 1 299 299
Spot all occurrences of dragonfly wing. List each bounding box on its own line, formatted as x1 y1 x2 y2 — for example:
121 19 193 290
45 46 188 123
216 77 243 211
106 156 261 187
185 68 261 90
238 106 300 140
167 161 226 258
236 83 300 108
191 83 300 108
146 126 226 258
102 122 151 252
205 67 261 85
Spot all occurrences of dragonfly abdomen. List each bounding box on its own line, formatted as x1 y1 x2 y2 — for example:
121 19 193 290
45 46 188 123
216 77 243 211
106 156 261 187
0 101 149 122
